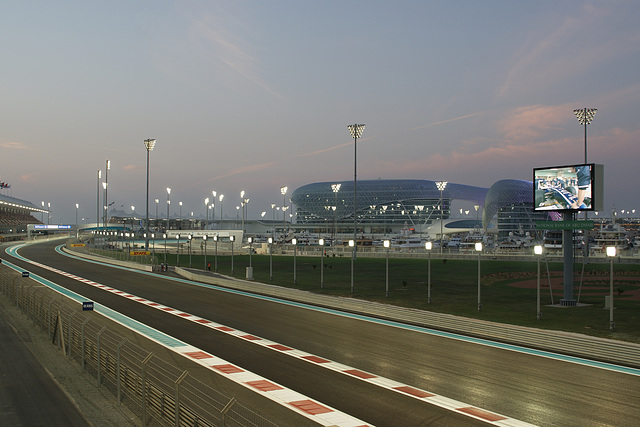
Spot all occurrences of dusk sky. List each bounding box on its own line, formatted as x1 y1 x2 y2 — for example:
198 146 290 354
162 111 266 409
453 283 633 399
2 1 639 225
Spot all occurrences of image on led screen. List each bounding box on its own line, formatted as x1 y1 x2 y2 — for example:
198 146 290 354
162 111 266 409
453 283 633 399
533 164 594 211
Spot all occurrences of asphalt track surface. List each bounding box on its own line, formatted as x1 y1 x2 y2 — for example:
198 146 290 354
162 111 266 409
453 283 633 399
9 240 640 426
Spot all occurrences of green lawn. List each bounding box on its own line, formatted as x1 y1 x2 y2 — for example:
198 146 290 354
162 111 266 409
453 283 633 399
123 249 640 343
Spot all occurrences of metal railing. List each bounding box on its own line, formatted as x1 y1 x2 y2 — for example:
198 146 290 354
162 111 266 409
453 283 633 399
0 265 277 427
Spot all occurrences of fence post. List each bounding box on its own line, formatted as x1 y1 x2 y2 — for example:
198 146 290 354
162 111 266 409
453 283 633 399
221 397 237 427
68 311 77 359
141 352 154 426
174 370 188 427
81 318 90 371
96 326 107 387
116 338 127 405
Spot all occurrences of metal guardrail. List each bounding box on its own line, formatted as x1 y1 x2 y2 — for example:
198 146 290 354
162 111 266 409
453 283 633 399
0 265 278 427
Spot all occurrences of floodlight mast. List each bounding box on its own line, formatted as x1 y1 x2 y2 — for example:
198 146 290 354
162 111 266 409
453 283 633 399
144 139 156 250
573 108 597 163
348 124 365 261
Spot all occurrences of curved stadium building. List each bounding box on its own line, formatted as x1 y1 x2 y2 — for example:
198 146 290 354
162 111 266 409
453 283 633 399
291 179 549 240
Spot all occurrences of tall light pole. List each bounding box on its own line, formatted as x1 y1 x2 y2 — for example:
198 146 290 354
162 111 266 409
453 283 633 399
96 171 101 231
436 181 448 253
280 186 288 239
155 198 159 232
179 201 183 230
348 124 365 262
166 188 171 233
268 237 273 280
101 183 107 230
573 108 597 164
105 160 111 230
331 183 341 248
144 139 156 250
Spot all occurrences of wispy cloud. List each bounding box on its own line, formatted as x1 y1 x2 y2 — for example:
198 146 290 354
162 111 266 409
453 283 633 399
498 104 574 141
1 141 31 150
190 14 284 100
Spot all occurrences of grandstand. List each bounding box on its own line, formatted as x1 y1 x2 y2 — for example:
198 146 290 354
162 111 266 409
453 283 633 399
0 192 46 240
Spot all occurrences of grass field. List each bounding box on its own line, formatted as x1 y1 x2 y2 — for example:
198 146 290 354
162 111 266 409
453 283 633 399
141 250 640 344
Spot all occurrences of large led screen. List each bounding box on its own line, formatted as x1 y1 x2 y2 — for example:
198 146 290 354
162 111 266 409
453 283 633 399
533 163 603 212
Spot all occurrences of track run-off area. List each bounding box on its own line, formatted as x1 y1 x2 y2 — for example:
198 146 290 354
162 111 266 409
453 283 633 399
4 239 640 426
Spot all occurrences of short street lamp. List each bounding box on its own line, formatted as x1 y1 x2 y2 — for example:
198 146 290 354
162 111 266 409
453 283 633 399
436 181 448 253
175 234 180 266
213 235 218 272
230 235 235 274
607 246 616 331
319 238 325 288
292 238 298 285
144 138 156 250
203 235 208 270
268 237 273 280
475 242 483 311
425 241 433 303
534 245 543 320
384 240 390 297
349 239 355 293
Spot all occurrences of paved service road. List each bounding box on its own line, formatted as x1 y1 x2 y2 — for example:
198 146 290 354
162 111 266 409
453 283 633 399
0 301 91 427
9 241 640 426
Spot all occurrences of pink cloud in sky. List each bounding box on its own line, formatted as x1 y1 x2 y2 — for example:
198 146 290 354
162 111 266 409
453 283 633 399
497 104 574 142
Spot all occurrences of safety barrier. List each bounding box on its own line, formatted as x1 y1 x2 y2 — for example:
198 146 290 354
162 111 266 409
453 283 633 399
0 265 277 427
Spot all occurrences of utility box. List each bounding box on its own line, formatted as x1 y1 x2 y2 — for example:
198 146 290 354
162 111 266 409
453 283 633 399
246 266 253 280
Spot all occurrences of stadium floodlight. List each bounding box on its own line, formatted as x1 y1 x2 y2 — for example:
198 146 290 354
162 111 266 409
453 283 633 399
573 108 597 163
280 186 288 235
166 188 171 233
435 181 448 253
347 124 365 264
144 139 156 250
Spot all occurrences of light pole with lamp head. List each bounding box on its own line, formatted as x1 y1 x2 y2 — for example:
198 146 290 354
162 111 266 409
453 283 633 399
155 198 159 231
230 235 235 274
349 239 355 293
166 188 171 233
573 108 597 164
175 234 180 266
211 190 217 228
384 240 390 297
96 171 101 230
280 186 288 238
218 194 224 227
104 160 110 230
202 235 207 270
535 245 543 320
425 241 433 303
476 242 483 311
607 246 616 331
213 235 218 272
292 237 297 285
75 203 79 239
204 198 209 230
319 238 325 288
268 237 273 280
435 181 448 253
347 124 365 262
187 234 192 268
144 139 156 250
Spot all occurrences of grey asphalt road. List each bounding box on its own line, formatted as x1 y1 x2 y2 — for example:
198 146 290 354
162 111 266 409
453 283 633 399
0 301 91 427
8 240 640 426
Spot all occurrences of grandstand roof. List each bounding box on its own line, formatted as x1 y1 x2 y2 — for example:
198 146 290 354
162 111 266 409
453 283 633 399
0 193 43 212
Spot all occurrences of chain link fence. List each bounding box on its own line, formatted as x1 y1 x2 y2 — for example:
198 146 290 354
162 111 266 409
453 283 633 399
0 264 278 427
